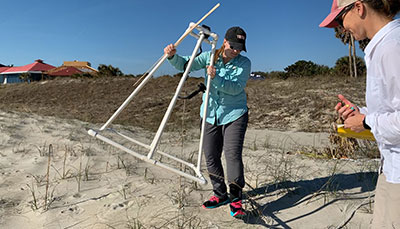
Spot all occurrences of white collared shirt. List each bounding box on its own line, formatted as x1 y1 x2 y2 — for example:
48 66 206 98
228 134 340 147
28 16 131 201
363 19 400 183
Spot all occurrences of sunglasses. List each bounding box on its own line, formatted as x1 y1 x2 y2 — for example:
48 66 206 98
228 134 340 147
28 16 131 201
335 3 356 27
228 43 242 51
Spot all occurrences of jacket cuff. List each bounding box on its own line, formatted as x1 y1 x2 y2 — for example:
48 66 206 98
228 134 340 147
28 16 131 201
363 116 371 130
167 54 175 60
365 114 374 131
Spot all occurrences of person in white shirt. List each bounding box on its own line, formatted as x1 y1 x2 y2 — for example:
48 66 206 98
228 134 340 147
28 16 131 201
320 0 400 228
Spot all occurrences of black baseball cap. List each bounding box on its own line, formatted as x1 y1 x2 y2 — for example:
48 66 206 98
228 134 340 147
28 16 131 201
225 26 247 52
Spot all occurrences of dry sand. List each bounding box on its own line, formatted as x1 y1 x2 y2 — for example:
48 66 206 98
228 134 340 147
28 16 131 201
0 110 379 228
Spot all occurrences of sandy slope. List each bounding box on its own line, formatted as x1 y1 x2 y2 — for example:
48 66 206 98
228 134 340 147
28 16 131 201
0 110 379 228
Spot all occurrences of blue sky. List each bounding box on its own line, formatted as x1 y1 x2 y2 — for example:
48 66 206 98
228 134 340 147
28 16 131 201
0 0 371 76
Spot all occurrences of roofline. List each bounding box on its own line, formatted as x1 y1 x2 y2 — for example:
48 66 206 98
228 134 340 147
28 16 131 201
77 65 98 72
0 71 43 75
86 66 98 72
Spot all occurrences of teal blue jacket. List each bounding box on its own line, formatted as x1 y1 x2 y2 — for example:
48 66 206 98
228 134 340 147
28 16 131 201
168 51 251 125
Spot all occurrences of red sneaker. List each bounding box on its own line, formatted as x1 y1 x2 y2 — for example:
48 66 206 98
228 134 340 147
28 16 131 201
202 195 230 209
230 199 246 218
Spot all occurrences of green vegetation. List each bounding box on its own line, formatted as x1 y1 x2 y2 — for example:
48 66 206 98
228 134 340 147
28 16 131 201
334 56 366 77
252 56 366 80
97 64 124 77
19 72 32 83
64 56 367 80
284 60 331 78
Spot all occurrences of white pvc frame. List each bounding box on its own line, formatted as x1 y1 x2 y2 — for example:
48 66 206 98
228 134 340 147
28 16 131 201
88 23 218 184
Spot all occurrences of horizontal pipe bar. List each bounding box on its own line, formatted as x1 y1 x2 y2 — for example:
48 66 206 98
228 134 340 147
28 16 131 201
189 32 212 45
188 22 218 40
88 129 207 184
114 130 198 169
173 3 220 47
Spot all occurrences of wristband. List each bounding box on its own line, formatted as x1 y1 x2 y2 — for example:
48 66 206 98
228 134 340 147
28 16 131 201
363 117 371 130
167 55 175 60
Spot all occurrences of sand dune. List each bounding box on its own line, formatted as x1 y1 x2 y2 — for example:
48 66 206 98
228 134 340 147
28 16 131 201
0 110 378 228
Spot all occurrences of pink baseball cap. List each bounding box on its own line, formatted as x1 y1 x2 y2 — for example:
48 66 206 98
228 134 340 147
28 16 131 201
320 0 358 28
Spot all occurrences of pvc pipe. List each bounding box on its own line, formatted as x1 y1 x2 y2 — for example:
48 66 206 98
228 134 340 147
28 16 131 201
115 130 199 169
173 3 220 47
88 129 207 184
148 33 207 160
90 3 221 183
188 22 217 39
98 3 220 131
100 55 168 130
197 38 218 171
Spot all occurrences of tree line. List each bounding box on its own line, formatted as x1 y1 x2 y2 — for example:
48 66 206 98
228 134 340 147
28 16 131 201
97 29 370 80
56 29 373 80
252 55 366 80
254 29 370 79
96 55 367 80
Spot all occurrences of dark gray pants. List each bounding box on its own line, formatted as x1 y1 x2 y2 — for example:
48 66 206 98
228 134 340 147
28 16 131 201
202 112 248 199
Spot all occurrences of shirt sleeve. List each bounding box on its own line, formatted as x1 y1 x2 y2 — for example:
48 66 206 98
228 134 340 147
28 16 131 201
359 106 368 115
365 40 400 145
167 52 209 72
211 57 251 96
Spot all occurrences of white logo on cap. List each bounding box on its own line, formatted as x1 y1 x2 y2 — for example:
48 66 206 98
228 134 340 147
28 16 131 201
237 35 245 40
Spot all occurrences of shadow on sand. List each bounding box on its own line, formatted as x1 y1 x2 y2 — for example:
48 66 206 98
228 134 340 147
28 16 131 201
242 172 378 228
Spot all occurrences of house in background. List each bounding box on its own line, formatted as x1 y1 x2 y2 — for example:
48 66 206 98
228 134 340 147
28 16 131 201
63 61 98 74
46 60 98 77
0 59 55 84
46 66 84 77
0 64 11 83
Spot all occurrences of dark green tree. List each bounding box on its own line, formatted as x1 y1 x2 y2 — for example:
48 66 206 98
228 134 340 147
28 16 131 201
334 28 370 77
334 28 358 77
334 56 366 77
358 38 371 51
284 60 331 77
97 64 124 77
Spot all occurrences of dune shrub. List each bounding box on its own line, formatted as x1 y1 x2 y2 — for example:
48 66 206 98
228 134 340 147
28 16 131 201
334 56 366 77
97 64 124 77
284 60 332 78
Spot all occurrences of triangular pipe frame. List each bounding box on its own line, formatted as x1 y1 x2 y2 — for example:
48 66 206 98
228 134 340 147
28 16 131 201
88 23 219 184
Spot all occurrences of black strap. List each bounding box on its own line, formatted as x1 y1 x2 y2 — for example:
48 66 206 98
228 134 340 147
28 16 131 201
201 25 211 39
178 83 206 100
363 117 371 130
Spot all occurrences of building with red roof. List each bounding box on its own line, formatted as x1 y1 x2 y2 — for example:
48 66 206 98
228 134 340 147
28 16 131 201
0 59 55 84
0 65 11 84
0 67 11 73
45 60 98 78
46 66 84 77
62 60 98 74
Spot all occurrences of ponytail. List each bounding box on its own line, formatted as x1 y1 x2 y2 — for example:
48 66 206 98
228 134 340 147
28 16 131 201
364 0 400 18
382 0 391 15
213 45 224 65
382 0 400 17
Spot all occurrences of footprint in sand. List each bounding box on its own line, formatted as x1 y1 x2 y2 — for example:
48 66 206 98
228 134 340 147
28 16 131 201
60 205 84 215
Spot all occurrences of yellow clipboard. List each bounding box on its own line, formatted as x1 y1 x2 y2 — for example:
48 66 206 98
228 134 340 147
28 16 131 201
337 124 376 141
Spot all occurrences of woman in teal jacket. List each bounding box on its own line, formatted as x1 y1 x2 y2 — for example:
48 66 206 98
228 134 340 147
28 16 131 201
164 26 251 218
